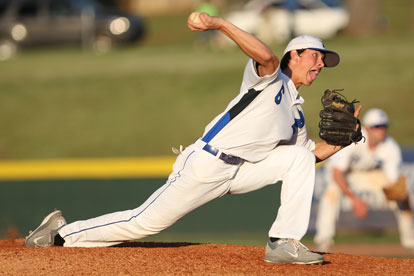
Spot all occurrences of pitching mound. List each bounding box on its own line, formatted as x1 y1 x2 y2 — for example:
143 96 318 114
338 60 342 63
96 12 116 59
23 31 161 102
1 239 413 275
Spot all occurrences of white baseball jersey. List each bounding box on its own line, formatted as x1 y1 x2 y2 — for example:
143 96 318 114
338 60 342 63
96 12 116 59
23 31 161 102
59 58 320 247
202 59 315 162
326 128 402 182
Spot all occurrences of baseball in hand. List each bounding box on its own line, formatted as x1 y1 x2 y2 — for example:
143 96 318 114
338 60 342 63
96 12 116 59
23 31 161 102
189 12 202 24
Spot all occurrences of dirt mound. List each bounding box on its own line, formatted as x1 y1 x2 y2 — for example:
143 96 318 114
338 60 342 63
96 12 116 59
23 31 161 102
1 239 413 276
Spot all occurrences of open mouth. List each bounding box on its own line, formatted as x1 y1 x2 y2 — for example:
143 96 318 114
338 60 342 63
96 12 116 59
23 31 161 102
309 70 319 81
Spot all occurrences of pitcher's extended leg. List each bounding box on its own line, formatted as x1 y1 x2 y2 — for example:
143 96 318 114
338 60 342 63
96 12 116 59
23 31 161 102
59 147 237 247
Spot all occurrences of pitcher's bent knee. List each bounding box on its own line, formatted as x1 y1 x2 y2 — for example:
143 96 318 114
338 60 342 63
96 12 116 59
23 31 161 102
289 146 316 164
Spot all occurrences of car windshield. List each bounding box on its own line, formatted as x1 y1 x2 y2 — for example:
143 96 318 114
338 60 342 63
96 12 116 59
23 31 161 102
0 0 12 16
318 0 344 8
70 0 103 12
264 0 344 10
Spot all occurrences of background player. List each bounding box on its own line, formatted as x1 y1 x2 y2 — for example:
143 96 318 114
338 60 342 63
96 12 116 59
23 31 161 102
25 12 361 264
314 108 414 252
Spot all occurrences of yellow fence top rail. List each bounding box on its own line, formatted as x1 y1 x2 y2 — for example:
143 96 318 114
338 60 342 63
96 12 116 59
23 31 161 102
0 157 177 180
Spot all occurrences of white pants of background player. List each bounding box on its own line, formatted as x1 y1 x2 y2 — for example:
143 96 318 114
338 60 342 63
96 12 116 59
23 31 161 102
59 140 316 247
314 170 414 249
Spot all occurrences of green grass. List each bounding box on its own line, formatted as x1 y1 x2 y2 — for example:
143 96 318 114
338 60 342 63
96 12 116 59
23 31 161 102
0 47 247 159
0 2 413 160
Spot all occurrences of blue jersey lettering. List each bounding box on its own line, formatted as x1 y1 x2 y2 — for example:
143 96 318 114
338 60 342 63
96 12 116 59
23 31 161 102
275 86 285 105
291 110 305 133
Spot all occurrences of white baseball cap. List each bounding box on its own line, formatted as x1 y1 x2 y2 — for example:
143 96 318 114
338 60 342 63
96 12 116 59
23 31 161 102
283 35 340 68
363 108 389 127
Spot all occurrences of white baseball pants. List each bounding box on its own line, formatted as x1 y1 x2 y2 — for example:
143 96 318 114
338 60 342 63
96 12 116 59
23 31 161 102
59 140 316 247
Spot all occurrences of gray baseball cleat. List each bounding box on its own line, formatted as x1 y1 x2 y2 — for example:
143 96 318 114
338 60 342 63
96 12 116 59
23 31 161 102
25 210 67 248
264 238 324 265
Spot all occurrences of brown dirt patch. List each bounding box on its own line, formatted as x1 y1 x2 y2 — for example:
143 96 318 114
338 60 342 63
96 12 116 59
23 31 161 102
1 239 413 276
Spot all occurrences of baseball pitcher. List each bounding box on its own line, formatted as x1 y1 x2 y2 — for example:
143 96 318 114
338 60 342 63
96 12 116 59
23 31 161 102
25 12 363 265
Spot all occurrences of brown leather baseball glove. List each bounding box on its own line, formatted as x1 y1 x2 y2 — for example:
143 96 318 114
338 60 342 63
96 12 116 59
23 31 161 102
319 89 363 146
383 176 408 201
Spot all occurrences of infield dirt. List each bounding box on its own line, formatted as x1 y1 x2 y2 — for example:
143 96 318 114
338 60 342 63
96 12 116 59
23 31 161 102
1 238 413 276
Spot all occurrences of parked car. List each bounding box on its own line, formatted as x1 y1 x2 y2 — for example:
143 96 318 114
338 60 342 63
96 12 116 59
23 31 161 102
215 0 349 48
0 0 146 60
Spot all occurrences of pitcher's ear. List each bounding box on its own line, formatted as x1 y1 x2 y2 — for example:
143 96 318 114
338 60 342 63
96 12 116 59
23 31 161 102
290 50 300 62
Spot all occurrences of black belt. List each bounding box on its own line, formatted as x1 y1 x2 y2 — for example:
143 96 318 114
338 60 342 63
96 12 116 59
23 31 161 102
202 144 244 165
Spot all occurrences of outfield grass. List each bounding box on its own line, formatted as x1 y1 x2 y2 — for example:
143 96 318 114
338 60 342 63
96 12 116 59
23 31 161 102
0 2 413 160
